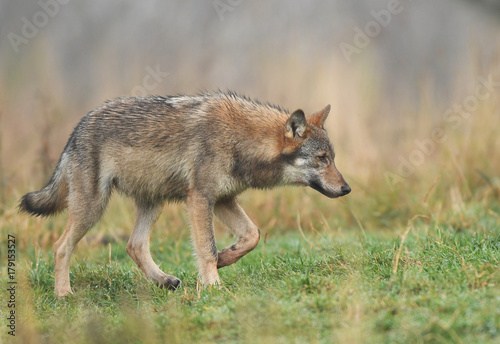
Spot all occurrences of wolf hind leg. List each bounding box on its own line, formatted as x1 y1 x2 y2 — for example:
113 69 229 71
54 186 110 297
126 201 181 290
214 197 260 269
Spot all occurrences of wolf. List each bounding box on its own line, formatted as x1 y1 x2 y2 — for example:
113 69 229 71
19 92 351 297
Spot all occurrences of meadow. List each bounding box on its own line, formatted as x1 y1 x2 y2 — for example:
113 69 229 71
1 58 500 343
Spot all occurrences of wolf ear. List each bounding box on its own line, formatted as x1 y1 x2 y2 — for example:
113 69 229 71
286 109 308 140
308 104 331 128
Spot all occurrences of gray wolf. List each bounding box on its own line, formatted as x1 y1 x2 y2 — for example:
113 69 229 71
19 92 351 297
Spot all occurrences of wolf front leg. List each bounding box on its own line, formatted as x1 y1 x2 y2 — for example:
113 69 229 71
214 197 260 268
187 190 220 285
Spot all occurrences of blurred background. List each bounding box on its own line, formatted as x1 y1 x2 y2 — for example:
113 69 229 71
0 0 499 231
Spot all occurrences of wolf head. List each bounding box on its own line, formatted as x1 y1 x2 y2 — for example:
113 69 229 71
282 105 351 198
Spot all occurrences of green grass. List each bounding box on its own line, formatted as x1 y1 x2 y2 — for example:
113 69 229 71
1 191 499 343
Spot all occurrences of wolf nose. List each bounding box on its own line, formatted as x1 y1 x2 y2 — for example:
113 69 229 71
341 184 351 195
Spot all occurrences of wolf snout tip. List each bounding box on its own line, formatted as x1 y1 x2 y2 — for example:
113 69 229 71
340 184 351 196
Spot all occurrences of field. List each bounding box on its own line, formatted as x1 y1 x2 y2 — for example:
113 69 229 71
1 34 500 342
1 81 500 343
1 184 499 343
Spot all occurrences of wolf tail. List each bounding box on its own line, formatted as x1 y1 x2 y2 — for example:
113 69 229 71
19 153 69 217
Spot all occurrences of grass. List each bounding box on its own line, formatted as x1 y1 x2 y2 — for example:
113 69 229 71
1 185 499 343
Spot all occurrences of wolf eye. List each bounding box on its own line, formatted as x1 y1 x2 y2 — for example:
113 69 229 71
317 154 328 163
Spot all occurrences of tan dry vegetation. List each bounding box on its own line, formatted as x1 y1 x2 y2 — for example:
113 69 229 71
1 46 499 245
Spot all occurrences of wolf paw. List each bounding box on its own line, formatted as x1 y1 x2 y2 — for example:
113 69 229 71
54 286 73 298
156 275 181 291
